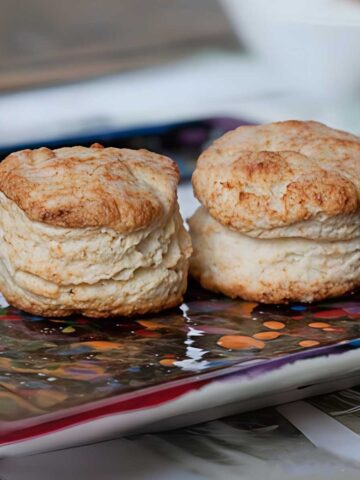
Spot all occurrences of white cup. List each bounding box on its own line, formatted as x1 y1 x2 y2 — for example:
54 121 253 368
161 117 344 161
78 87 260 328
221 0 360 98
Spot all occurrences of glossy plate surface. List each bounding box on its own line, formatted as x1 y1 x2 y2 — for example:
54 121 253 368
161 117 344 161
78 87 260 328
1 284 360 453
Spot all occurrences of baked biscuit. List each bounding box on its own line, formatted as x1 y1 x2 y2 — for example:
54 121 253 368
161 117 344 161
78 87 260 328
190 121 360 303
0 144 192 317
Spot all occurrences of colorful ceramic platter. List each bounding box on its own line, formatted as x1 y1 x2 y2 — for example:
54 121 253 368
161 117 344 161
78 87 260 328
1 284 360 456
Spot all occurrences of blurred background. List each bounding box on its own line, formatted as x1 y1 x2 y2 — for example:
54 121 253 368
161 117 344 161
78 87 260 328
0 0 235 90
0 0 360 152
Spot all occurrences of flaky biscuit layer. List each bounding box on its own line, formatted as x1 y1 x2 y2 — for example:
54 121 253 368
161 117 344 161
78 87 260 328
189 207 360 303
0 192 192 317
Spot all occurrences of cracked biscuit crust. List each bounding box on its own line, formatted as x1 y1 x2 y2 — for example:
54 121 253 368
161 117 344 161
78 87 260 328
192 121 360 236
0 144 179 233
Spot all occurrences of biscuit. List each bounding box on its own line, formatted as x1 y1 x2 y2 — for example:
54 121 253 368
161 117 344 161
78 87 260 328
190 121 360 303
0 144 192 317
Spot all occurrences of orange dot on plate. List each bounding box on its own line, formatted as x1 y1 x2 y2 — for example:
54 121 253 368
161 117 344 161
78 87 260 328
254 331 282 340
299 340 320 348
309 322 330 329
263 321 285 330
323 327 337 332
137 320 164 330
74 341 123 351
160 358 176 367
217 335 265 350
239 302 258 316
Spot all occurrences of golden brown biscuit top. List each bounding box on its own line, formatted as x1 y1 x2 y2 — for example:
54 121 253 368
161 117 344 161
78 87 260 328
0 144 179 232
192 120 360 233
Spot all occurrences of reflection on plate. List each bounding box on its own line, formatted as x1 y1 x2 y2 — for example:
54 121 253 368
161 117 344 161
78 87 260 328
1 282 360 449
